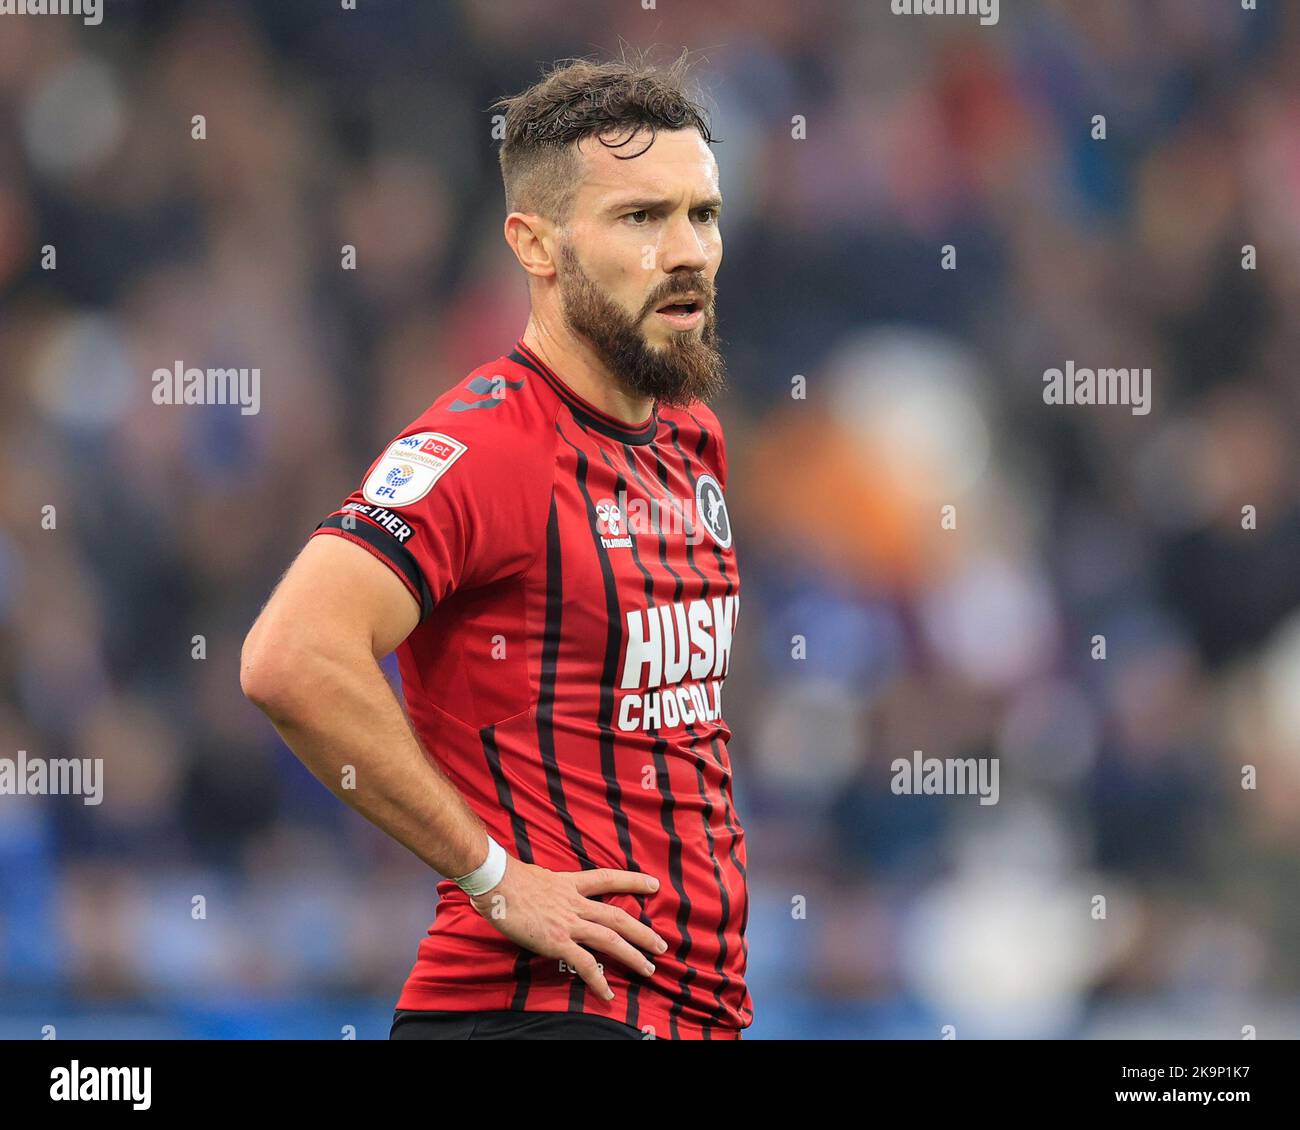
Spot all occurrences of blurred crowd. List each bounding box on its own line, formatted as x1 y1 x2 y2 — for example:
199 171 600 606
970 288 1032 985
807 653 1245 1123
1 0 1298 1037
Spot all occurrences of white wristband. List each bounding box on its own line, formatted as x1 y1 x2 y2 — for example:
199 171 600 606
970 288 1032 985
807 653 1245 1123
453 834 508 896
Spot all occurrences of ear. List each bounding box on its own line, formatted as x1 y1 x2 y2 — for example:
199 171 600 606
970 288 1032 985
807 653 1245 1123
503 213 556 279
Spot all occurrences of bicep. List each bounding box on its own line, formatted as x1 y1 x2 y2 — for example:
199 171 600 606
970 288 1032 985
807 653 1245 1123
259 532 421 660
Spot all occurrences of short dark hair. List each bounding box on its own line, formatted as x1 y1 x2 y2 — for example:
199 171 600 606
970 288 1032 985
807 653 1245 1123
490 48 718 224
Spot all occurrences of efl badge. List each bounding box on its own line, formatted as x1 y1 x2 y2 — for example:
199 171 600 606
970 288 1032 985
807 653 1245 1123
363 431 468 507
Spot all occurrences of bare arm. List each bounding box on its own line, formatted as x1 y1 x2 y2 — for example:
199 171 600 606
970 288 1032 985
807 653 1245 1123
240 533 666 999
240 533 487 879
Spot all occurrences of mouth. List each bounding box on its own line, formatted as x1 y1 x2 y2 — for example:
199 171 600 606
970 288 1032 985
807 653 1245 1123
652 294 705 330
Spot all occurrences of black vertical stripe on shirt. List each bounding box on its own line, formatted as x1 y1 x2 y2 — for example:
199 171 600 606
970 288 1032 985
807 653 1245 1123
662 421 742 1022
594 446 663 1032
480 723 531 861
533 484 599 1013
646 441 697 1035
676 416 751 1016
480 723 538 1008
536 486 593 863
682 420 751 1016
710 731 751 1021
685 420 752 1021
625 441 697 1042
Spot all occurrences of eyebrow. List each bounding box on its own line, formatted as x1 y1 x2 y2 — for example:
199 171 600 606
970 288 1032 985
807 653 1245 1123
605 195 723 215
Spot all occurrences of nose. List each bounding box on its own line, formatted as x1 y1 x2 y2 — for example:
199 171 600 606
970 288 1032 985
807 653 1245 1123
657 211 711 277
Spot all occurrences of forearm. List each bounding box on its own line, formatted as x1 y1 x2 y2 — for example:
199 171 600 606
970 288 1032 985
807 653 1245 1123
248 645 490 881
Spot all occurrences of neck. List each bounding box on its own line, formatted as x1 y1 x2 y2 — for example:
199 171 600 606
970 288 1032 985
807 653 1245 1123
520 315 654 426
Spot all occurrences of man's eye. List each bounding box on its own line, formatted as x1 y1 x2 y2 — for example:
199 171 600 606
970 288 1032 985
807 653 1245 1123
696 207 718 223
626 209 650 224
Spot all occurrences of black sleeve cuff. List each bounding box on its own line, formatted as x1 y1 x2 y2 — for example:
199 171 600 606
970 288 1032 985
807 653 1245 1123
315 513 434 621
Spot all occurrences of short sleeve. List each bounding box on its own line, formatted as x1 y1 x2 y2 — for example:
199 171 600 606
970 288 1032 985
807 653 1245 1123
312 424 542 620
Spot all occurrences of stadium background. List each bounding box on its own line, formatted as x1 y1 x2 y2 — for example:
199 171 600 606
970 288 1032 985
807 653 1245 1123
2 0 1299 1039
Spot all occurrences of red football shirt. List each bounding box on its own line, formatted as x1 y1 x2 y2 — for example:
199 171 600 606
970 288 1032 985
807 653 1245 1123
312 340 751 1039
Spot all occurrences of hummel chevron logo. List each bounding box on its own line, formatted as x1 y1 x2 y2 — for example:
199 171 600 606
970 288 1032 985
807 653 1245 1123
449 374 526 411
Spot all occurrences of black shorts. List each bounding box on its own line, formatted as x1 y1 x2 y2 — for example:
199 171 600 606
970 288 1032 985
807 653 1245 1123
389 1008 645 1041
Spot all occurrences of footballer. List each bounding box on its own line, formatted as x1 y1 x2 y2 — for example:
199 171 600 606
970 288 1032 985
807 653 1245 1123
241 53 750 1041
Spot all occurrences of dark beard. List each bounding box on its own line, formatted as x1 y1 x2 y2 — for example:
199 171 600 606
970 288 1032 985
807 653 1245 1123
557 241 727 408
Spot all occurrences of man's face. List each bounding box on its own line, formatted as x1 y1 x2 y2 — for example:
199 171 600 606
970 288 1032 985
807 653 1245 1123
556 127 726 408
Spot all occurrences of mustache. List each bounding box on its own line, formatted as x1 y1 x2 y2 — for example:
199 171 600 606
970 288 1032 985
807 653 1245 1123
642 276 716 318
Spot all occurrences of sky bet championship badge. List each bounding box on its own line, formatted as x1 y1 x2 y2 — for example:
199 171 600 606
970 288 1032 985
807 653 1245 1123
363 432 468 507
